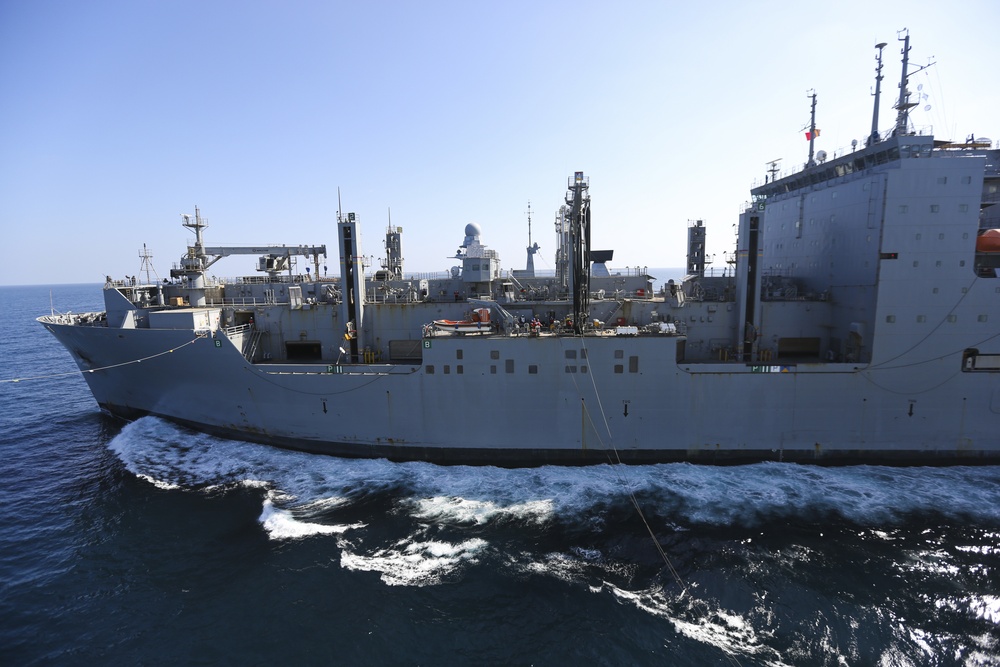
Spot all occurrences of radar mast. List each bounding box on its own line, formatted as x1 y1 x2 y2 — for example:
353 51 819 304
892 30 934 137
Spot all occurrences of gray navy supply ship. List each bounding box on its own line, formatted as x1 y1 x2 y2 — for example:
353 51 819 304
40 34 1000 465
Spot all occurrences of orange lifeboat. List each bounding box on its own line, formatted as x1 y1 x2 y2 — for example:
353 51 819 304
432 307 492 334
976 229 1000 253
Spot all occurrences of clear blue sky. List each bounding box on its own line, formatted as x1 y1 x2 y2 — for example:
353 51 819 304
1 0 997 285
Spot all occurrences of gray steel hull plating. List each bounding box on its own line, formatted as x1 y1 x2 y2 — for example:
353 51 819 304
42 319 1000 465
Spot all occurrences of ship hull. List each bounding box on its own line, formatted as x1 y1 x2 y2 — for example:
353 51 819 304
41 319 1000 466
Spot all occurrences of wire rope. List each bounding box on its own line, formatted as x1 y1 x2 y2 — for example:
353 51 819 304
2 333 208 384
567 334 689 596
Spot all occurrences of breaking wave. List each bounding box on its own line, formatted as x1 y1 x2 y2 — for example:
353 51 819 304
109 416 1000 529
107 416 1000 660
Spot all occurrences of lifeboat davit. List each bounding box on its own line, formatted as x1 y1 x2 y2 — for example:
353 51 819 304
976 229 1000 253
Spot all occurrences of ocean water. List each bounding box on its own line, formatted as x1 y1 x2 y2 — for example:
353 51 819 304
2 283 1000 666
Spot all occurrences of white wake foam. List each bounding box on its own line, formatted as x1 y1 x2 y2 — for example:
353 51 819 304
107 416 1000 596
339 536 488 586
259 495 365 540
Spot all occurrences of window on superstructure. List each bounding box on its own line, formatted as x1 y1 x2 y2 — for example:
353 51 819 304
979 315 989 323
917 315 926 323
490 365 497 374
937 176 948 184
930 205 940 213
962 176 972 185
886 315 896 323
456 349 463 359
565 350 577 359
959 204 969 213
457 365 463 374
505 359 514 373
490 350 500 360
948 315 957 323
426 365 435 374
614 365 624 374
629 356 639 373
444 365 450 374
528 365 537 374
614 350 624 359
899 205 908 213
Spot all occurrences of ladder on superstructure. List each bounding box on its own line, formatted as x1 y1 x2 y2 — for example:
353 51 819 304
242 329 264 361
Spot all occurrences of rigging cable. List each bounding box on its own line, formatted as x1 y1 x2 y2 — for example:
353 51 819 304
568 335 689 596
573 333 744 667
1 333 208 384
865 274 978 371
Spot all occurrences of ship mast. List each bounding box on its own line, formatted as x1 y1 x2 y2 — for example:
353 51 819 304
893 31 914 136
892 30 934 137
179 206 210 306
805 90 818 167
524 201 540 276
138 243 158 284
868 41 888 146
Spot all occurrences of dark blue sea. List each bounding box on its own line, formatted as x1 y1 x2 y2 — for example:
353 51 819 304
3 284 1000 666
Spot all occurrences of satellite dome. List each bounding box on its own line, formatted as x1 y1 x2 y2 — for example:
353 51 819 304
465 222 482 237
